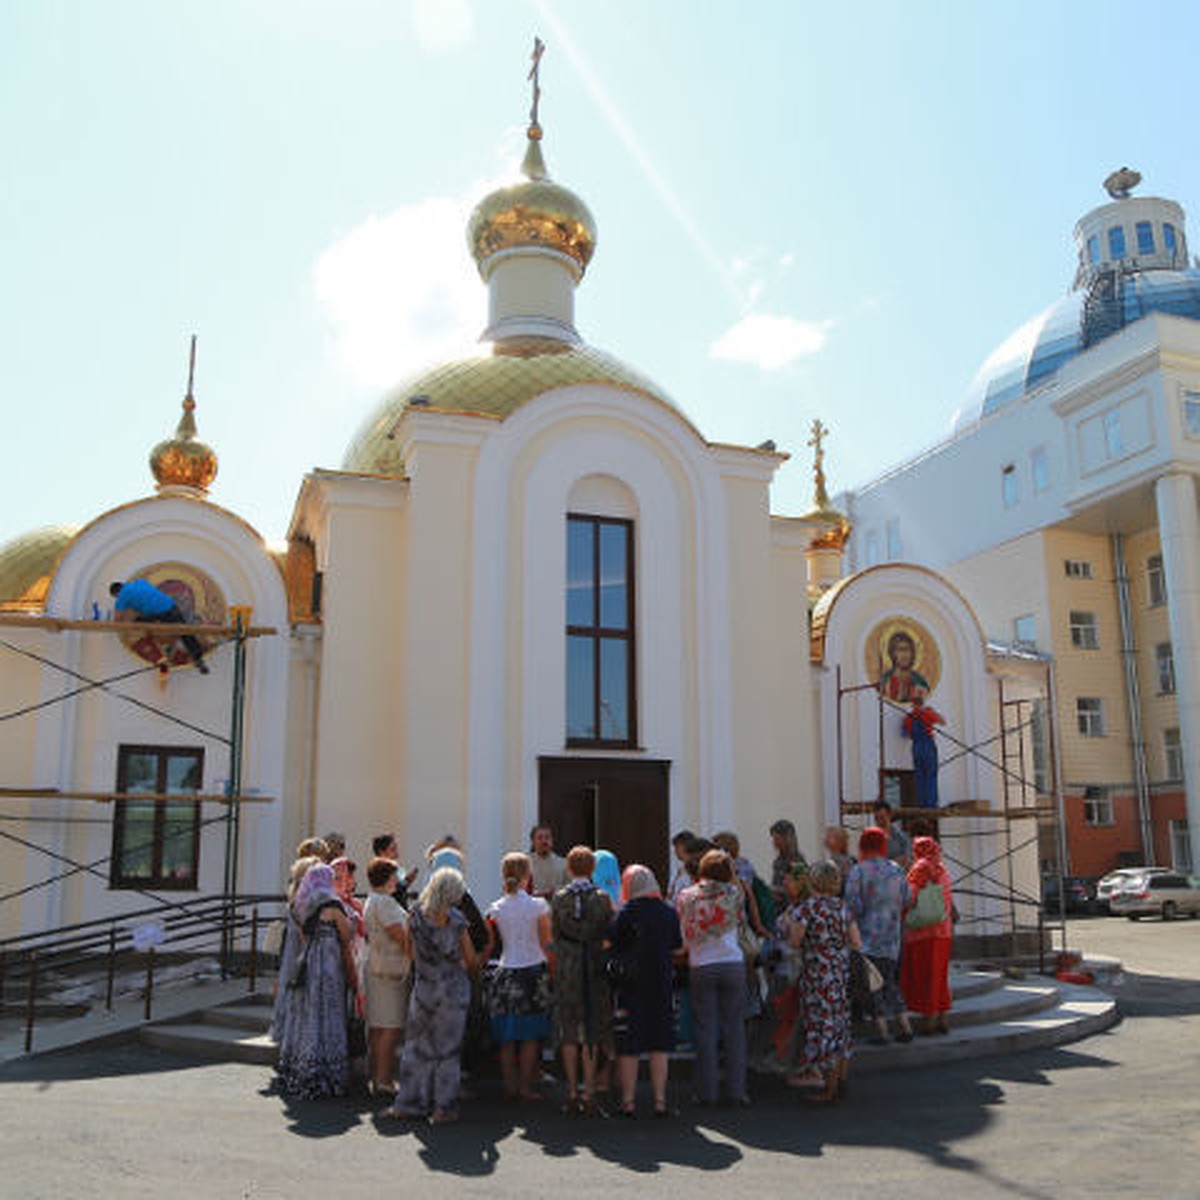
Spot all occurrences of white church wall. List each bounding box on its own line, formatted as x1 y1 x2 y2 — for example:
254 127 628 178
462 385 739 895
302 473 411 870
18 496 290 933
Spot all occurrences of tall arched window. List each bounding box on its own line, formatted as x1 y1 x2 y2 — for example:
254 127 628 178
566 514 636 746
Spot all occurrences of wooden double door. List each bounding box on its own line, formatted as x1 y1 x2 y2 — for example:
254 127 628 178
538 757 670 892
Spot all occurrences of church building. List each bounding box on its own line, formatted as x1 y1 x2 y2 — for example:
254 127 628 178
0 79 1038 944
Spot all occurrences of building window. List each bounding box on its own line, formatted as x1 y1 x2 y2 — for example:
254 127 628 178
1082 785 1114 826
1013 614 1037 647
1076 697 1105 737
1001 463 1018 509
1170 820 1192 872
1064 559 1093 580
1107 226 1126 259
1155 641 1176 695
1069 610 1099 650
1164 727 1183 783
1031 698 1050 795
1102 409 1124 458
1030 446 1050 495
1135 221 1155 255
1182 393 1200 438
1164 223 1178 254
885 519 902 560
1086 234 1100 264
566 515 636 746
111 746 203 889
865 531 881 567
1147 554 1167 606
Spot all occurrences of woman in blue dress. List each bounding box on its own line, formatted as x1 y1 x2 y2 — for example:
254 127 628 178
276 863 359 1099
387 866 477 1124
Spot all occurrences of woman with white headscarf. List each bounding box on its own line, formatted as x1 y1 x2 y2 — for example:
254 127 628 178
610 864 682 1118
276 862 360 1098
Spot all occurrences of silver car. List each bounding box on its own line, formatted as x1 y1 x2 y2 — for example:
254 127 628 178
1110 871 1200 920
1096 866 1169 912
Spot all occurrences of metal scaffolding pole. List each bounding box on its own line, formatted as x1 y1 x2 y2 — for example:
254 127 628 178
221 609 250 976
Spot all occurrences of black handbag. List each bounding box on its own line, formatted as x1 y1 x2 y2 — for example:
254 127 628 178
347 1012 367 1058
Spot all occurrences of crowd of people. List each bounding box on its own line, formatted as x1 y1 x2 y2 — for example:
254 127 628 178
269 802 955 1122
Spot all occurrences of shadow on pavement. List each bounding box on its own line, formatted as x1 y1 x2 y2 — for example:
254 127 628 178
258 1041 1119 1182
1109 971 1200 1018
0 1026 1131 1186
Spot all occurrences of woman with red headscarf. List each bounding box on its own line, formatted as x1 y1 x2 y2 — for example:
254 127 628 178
900 836 954 1034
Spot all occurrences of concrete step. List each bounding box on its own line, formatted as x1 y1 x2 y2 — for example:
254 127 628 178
851 981 1118 1073
948 969 1004 1000
200 1003 273 1033
139 1021 278 1066
943 980 1060 1029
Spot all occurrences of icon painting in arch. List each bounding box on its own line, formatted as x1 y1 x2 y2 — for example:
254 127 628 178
117 562 226 670
865 617 941 704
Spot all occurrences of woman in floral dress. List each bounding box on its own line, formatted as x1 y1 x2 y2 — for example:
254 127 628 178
781 859 862 1103
276 863 360 1099
387 866 477 1124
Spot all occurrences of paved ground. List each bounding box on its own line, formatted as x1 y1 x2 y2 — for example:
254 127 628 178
1 915 1196 1200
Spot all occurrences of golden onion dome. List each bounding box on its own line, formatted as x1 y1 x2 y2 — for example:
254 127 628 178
467 126 597 278
343 337 693 476
150 394 218 494
0 524 79 611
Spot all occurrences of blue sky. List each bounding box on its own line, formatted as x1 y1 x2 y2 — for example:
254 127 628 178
3 0 1198 549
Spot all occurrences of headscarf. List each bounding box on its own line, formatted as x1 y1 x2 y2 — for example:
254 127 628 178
621 864 661 903
292 862 336 925
908 836 948 891
430 846 464 874
857 826 888 860
593 850 621 906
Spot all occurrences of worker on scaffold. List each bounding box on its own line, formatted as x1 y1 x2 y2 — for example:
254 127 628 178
109 579 210 674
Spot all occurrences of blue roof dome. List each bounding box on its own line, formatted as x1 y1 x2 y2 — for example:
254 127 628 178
956 267 1200 428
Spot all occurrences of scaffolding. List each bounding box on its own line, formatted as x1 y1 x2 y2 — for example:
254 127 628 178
833 661 1069 963
0 611 276 972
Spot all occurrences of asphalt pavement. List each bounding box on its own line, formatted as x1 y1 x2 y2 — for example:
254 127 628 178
0 915 1196 1200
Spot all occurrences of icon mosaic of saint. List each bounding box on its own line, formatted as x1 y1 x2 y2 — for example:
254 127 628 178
118 562 226 670
865 618 941 704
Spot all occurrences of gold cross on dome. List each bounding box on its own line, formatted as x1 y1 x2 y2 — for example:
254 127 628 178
809 418 830 509
528 36 545 129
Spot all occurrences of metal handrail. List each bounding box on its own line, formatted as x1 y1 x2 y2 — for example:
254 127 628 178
0 893 285 1054
0 892 283 957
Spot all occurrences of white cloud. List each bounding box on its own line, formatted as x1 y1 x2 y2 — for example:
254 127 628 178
411 0 474 54
709 313 833 372
313 191 485 388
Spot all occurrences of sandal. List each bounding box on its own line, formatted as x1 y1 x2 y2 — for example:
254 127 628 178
785 1071 825 1090
429 1110 460 1125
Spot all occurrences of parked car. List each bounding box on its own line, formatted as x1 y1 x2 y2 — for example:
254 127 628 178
1109 872 1200 920
1041 875 1097 915
1096 866 1170 913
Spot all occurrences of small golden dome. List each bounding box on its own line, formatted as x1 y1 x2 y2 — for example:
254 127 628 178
150 339 217 494
150 396 218 494
467 126 597 278
0 524 79 611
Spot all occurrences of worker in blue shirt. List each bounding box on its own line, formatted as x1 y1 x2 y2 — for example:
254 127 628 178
108 580 210 674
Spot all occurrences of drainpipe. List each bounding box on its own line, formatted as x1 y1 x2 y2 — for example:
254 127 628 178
1112 533 1155 863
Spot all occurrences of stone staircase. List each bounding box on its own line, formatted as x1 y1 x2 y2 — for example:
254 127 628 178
139 992 277 1065
850 968 1118 1072
137 966 1118 1072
